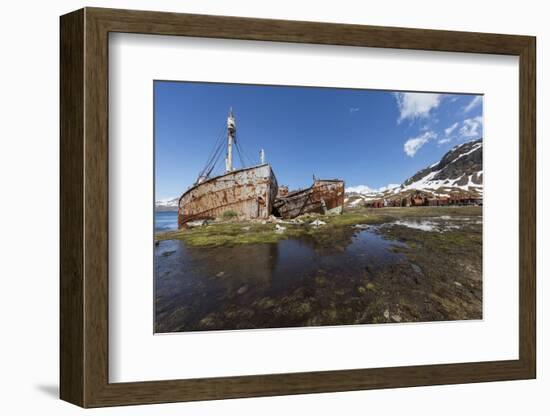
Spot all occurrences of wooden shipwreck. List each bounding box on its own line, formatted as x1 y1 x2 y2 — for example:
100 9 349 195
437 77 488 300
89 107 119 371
273 179 345 219
177 109 343 228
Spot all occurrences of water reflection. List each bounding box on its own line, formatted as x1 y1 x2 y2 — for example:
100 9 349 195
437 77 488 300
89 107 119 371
155 229 406 332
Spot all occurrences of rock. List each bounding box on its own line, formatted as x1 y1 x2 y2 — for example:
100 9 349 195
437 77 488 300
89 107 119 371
325 309 338 321
154 240 160 246
289 218 304 224
275 224 286 234
353 224 370 229
255 297 275 309
315 275 328 287
199 315 217 327
187 219 208 228
383 309 390 319
310 219 327 227
216 271 225 277
261 220 267 225
242 226 251 231
403 139 482 187
411 263 423 274
454 281 463 287
391 314 402 323
237 285 248 295
296 302 311 316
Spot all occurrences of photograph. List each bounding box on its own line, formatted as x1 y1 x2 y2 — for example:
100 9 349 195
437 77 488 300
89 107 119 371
153 81 483 333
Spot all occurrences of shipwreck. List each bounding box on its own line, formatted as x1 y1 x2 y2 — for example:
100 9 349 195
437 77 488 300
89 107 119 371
177 109 344 228
273 179 345 219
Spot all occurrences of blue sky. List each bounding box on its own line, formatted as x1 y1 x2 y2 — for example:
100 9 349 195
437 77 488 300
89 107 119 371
154 81 483 200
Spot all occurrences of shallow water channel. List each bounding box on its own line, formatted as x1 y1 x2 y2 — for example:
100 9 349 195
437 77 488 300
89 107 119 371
155 227 407 332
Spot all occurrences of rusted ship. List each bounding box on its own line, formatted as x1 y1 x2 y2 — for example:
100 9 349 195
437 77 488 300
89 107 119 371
178 110 278 227
273 179 345 219
177 109 344 228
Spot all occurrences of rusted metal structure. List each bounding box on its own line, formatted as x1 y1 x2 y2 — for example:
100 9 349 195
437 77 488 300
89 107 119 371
178 164 278 227
427 197 450 206
365 190 481 209
178 109 279 227
449 195 483 206
177 109 345 227
273 179 345 219
365 199 384 208
277 185 289 198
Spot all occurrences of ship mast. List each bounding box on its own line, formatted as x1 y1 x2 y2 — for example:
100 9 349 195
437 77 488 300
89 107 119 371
225 108 236 172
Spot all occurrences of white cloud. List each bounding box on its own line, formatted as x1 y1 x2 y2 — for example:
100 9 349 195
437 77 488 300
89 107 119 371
459 116 483 138
346 184 400 194
346 185 373 194
441 117 483 144
444 122 459 136
349 107 360 114
404 131 437 157
394 92 442 122
463 96 482 113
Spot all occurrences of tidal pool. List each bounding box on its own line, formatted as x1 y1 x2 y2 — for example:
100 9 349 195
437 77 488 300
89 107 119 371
154 228 407 332
154 209 483 332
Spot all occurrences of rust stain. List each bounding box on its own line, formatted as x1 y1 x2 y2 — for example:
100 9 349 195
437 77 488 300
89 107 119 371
273 179 345 219
176 109 346 228
277 185 289 198
365 190 482 208
178 164 278 227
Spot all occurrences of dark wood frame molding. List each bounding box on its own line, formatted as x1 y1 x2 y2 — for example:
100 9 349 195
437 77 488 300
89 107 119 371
60 7 536 408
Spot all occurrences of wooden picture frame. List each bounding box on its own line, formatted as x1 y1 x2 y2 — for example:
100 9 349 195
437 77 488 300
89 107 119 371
60 7 536 408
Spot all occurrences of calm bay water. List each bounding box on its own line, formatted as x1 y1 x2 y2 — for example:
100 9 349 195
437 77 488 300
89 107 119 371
155 211 178 232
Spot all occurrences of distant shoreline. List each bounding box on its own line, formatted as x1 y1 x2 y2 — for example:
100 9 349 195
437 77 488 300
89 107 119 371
155 207 178 212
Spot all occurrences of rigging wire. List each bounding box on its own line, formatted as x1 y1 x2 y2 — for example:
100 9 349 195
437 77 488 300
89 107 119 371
199 132 224 177
202 122 225 166
196 112 263 179
200 145 222 179
205 141 225 177
198 121 226 179
235 141 246 169
234 132 255 166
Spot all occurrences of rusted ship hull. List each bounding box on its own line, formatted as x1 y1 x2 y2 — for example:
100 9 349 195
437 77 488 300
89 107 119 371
273 179 345 219
178 164 278 228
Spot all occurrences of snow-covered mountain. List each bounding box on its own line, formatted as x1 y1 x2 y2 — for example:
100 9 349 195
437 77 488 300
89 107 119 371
155 197 179 211
345 139 483 206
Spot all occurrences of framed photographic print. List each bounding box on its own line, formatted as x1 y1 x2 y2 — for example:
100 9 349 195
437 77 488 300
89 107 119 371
60 7 536 407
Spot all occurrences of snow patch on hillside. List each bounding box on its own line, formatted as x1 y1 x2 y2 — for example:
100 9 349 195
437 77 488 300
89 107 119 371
344 138 483 206
155 197 179 210
448 141 482 165
345 185 374 194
